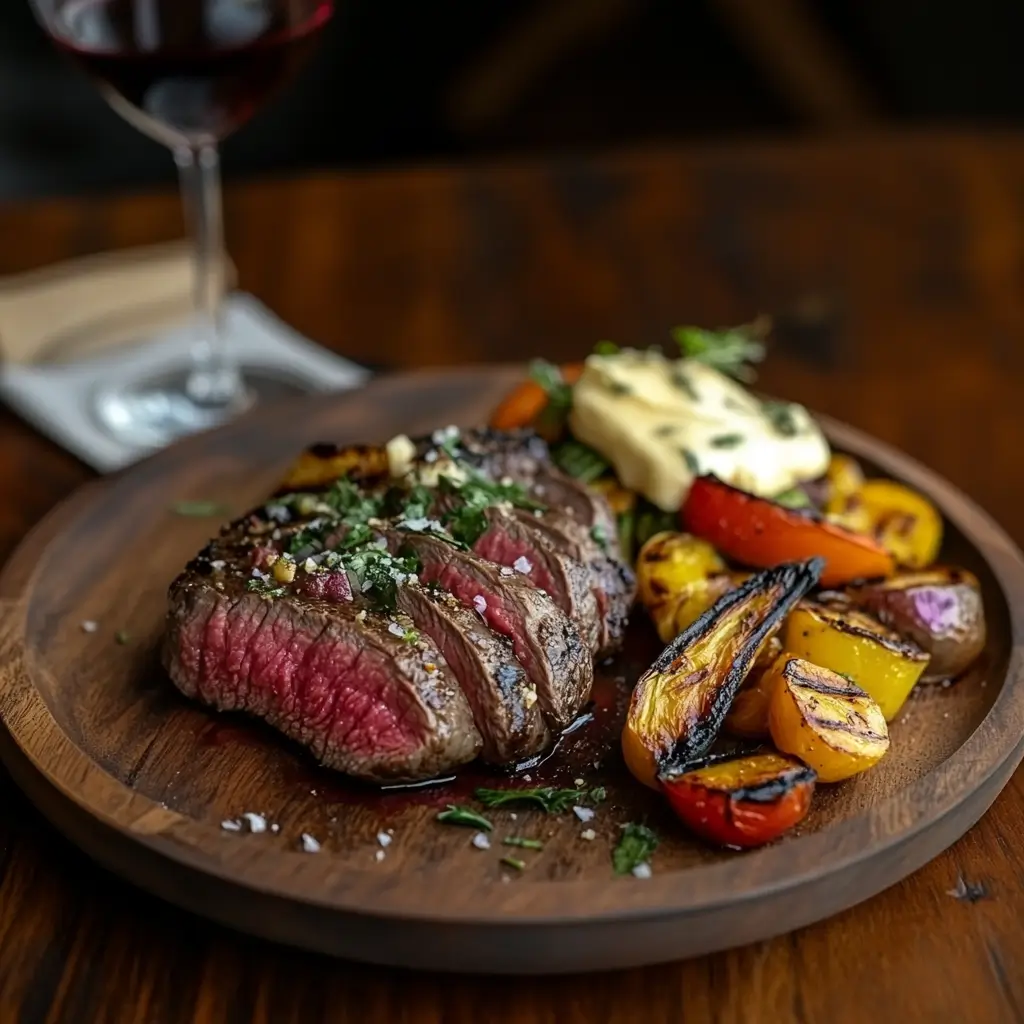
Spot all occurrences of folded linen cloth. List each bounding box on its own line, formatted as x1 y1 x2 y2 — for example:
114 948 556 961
0 242 368 471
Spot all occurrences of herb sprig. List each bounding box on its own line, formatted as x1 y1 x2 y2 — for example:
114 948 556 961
436 805 494 830
612 823 659 875
475 786 605 814
671 318 769 382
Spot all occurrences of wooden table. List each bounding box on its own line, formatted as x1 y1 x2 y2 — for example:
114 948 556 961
2 131 1024 1023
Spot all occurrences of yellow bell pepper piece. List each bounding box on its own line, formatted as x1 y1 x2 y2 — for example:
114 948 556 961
824 454 865 515
782 602 929 720
767 655 889 782
828 479 942 570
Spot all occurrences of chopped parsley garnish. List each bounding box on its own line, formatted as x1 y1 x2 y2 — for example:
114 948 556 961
551 440 609 483
247 578 287 599
671 319 768 382
502 836 544 850
653 423 677 437
500 855 527 871
589 786 607 803
612 823 659 875
475 786 589 814
402 627 420 644
438 470 545 547
607 379 633 396
436 805 493 830
115 630 131 646
681 448 701 475
345 547 419 612
593 340 619 355
763 400 800 437
590 524 609 552
171 500 227 518
710 433 744 449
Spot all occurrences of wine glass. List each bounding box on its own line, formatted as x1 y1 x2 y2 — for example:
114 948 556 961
27 0 335 449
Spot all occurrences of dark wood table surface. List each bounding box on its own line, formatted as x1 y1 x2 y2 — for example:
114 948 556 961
2 131 1024 1023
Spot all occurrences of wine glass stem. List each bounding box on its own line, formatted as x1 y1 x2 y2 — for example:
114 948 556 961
175 144 246 409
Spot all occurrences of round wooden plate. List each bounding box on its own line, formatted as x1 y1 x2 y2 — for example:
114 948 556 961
1 366 1023 975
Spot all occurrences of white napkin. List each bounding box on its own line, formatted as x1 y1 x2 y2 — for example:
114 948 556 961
0 244 368 472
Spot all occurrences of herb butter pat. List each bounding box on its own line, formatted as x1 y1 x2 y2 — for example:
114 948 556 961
569 351 829 510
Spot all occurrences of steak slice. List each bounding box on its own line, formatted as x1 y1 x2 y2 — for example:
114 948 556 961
395 584 551 763
164 564 482 783
380 530 593 729
471 506 601 655
512 507 634 657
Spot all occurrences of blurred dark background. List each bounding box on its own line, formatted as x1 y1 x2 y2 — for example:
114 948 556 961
4 0 1024 200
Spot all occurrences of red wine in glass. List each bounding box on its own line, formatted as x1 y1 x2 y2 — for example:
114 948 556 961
44 0 334 144
29 0 335 449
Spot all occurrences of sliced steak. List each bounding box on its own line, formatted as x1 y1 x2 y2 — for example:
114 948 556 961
471 506 601 655
395 584 551 763
380 529 593 729
164 561 482 783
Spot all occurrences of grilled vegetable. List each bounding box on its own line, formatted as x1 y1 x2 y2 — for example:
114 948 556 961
661 752 815 848
828 479 942 570
783 602 929 720
723 636 784 739
768 656 890 781
277 444 388 492
622 558 824 789
682 476 894 588
848 568 986 681
823 453 865 514
489 362 583 438
636 531 725 609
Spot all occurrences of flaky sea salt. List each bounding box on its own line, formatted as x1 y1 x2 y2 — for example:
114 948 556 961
241 812 267 834
499 566 514 577
580 829 596 841
375 849 386 862
513 556 533 575
473 594 487 614
221 819 242 832
300 833 321 853
472 832 491 850
388 622 406 638
81 620 98 633
632 863 652 879
377 832 392 848
573 806 595 823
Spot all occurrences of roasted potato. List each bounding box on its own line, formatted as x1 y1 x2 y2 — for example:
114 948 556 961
723 636 784 739
661 752 815 848
824 453 865 513
783 601 929 720
848 568 986 681
636 531 725 610
767 656 890 782
622 558 823 789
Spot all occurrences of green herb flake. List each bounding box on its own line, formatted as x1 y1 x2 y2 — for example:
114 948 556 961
475 786 585 814
552 440 610 484
763 400 800 438
607 379 633 396
589 786 607 803
436 805 493 831
593 340 620 355
670 369 699 401
402 628 420 644
247 578 287 599
590 524 609 552
680 448 701 476
500 855 527 871
502 836 544 851
710 433 744 449
612 823 659 876
671 318 769 382
773 487 812 510
653 423 677 438
528 359 574 412
171 500 227 518
115 630 131 646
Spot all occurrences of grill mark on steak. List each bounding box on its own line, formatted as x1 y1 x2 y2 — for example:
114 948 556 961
164 564 483 782
395 585 550 763
378 529 593 730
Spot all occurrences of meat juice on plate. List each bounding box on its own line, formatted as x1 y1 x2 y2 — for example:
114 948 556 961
47 0 334 144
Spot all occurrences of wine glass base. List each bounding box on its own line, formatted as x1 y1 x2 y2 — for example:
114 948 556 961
93 365 312 452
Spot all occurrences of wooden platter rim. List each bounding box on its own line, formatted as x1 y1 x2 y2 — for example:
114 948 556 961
1 365 1023 931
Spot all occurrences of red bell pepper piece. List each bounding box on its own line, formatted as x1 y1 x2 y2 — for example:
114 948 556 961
682 476 894 588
